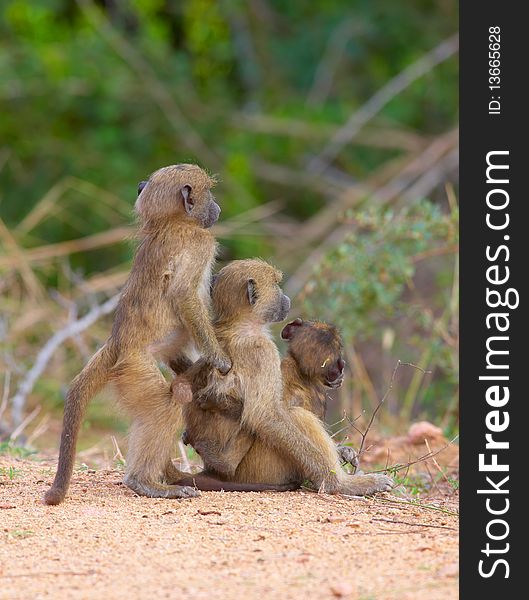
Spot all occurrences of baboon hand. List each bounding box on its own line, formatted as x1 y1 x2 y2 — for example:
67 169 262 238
337 445 359 468
210 352 232 375
338 473 394 496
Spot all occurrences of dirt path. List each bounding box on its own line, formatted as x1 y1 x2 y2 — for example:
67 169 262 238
0 457 458 600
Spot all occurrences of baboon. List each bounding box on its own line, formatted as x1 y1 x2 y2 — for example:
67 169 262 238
44 164 231 505
176 260 393 495
180 318 358 487
277 318 358 469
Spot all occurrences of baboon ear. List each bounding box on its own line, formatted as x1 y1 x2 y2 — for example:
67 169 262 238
210 274 219 296
247 278 258 305
281 318 303 340
181 184 194 213
137 180 148 196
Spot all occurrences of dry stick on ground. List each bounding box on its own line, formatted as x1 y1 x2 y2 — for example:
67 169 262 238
309 33 459 173
371 517 457 531
372 495 459 517
9 294 120 429
369 435 460 476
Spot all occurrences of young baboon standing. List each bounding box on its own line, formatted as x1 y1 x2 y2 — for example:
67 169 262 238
44 164 230 505
177 260 392 495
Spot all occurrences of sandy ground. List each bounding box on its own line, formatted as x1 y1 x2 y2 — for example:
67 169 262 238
0 456 458 600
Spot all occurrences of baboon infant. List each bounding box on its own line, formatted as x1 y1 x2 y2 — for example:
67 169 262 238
181 318 358 486
176 260 391 495
45 164 231 505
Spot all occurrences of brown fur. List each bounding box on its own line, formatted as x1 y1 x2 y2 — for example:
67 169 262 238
44 164 230 505
182 319 351 485
180 263 393 495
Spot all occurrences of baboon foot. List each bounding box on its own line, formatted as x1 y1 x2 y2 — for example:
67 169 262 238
337 473 394 496
124 474 200 499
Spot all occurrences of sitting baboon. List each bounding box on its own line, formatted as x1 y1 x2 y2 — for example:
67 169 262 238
181 318 358 486
176 260 392 495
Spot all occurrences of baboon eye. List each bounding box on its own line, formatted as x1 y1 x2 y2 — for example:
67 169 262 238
247 279 258 305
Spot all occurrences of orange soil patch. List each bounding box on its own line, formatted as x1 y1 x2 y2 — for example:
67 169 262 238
0 456 458 600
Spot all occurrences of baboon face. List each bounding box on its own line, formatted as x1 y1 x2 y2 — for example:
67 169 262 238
281 319 345 388
135 164 220 228
212 259 291 324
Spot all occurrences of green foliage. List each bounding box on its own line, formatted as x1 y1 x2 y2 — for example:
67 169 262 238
0 465 23 479
0 0 457 269
300 201 458 339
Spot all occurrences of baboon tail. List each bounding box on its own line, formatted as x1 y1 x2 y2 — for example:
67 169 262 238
44 344 116 505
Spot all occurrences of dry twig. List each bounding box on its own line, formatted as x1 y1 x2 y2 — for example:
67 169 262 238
9 294 120 428
309 34 459 173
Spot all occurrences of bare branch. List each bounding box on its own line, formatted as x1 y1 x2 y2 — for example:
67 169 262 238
285 130 458 298
309 33 459 173
370 435 460 475
0 371 10 422
9 405 41 442
9 294 119 427
306 18 357 107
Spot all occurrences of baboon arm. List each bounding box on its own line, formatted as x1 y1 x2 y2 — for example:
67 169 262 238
195 390 244 419
179 292 227 366
168 244 226 367
192 429 254 478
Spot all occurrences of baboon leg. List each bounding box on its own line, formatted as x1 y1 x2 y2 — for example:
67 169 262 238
234 439 297 486
247 406 393 495
164 459 187 483
193 432 254 480
286 408 393 494
113 353 199 499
